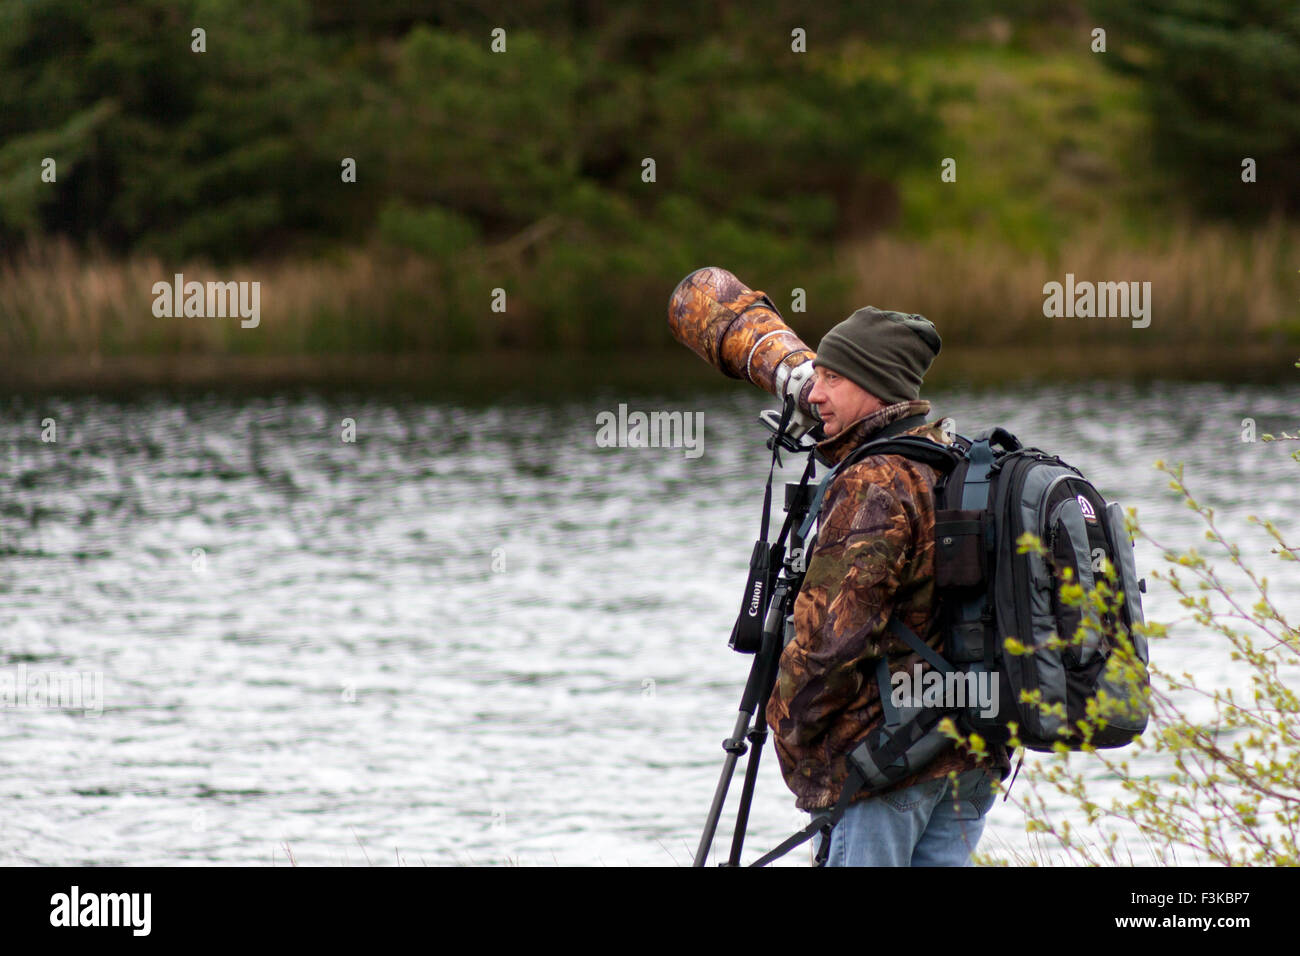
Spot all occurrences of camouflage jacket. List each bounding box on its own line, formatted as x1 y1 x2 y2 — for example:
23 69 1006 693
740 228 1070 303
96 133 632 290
765 399 1010 811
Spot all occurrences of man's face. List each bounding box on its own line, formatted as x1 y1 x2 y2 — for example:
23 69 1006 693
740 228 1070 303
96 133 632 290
807 365 885 437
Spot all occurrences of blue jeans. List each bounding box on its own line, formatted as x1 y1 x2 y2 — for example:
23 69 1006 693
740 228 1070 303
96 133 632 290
810 768 996 867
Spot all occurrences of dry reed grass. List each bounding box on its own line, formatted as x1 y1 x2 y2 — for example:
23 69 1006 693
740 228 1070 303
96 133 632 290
842 221 1298 347
2 225 1295 361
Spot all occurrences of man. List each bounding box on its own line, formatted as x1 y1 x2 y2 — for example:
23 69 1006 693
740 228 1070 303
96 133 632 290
764 306 1008 867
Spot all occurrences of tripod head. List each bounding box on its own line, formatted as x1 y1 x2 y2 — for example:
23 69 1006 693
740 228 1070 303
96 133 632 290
759 406 823 454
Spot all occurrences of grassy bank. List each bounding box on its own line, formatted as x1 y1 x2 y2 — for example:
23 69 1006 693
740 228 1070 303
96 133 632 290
2 224 1296 368
842 223 1300 348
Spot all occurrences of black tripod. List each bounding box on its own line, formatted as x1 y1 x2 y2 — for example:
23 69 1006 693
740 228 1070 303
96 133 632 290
693 404 817 867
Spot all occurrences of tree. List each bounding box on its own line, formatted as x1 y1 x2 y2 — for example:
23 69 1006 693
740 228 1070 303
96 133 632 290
1089 0 1300 218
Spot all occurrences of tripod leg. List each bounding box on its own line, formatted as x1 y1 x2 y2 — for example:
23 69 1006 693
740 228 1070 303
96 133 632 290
692 708 751 867
726 724 768 865
726 634 783 865
693 626 784 868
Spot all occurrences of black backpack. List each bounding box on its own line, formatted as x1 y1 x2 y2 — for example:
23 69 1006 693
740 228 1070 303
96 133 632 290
814 425 1152 792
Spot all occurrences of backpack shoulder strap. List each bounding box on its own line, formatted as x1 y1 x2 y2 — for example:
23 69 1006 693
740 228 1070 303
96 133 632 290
796 421 960 543
844 435 963 475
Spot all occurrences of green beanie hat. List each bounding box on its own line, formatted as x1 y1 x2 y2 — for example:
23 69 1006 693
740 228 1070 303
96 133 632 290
814 307 942 405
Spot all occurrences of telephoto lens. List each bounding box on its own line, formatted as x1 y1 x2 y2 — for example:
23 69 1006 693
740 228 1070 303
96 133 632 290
668 267 820 438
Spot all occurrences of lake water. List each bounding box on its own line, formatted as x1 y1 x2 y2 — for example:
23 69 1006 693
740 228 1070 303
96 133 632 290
1 378 1297 865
